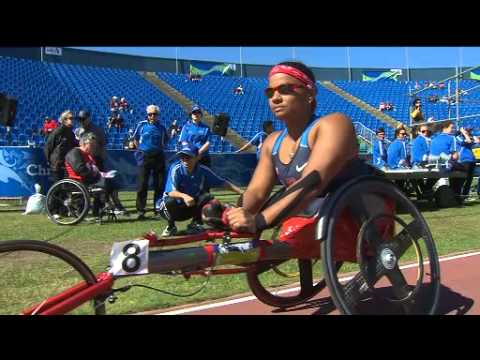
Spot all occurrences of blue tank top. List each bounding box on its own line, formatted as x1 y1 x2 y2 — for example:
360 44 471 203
271 116 323 216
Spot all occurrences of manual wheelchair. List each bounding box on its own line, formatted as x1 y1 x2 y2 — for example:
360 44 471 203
45 178 117 225
1 176 441 315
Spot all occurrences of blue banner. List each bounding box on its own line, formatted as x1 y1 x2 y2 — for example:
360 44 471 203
0 147 51 197
0 147 257 197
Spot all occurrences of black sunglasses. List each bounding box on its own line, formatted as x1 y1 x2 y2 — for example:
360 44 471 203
264 83 305 99
148 113 158 116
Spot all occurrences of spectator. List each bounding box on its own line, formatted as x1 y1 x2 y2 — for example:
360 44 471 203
44 110 78 182
235 120 274 161
439 82 446 89
110 96 119 112
415 81 421 90
428 95 439 103
156 142 243 236
42 116 59 138
234 84 244 95
188 72 202 82
410 98 425 123
132 104 170 220
378 102 386 112
178 104 212 167
456 127 479 199
119 97 130 112
430 120 463 202
108 113 124 133
372 127 388 170
64 132 121 219
387 127 409 169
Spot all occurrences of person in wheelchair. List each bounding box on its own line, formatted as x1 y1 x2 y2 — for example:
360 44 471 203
223 61 377 259
156 142 243 236
64 132 120 220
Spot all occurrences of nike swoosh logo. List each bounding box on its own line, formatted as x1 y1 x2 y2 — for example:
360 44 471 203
296 162 308 172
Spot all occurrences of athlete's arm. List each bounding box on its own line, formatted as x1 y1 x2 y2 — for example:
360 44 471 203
227 113 358 232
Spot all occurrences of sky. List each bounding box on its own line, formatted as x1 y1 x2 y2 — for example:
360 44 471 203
72 47 480 69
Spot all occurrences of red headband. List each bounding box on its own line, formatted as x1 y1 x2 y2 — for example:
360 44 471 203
269 64 316 92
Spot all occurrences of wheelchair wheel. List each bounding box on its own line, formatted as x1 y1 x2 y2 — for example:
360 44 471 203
0 240 106 315
247 225 342 309
46 179 90 225
320 176 441 315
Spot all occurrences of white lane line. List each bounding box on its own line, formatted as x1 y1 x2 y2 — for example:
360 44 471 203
157 250 480 315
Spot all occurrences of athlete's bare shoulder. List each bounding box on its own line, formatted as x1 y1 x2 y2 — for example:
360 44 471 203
262 129 284 153
309 112 355 145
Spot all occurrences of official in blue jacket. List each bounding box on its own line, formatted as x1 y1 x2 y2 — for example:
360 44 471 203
372 127 388 169
132 104 169 219
412 124 432 167
456 127 478 197
178 104 212 167
430 120 463 200
387 128 409 169
412 124 436 197
430 121 458 160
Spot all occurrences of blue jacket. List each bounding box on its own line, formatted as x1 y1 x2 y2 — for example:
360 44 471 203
157 160 227 209
430 132 457 157
387 139 408 169
132 120 168 154
372 139 388 168
412 135 431 165
456 135 476 163
178 121 211 154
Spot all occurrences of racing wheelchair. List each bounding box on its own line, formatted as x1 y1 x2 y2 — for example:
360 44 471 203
45 178 117 225
0 176 441 315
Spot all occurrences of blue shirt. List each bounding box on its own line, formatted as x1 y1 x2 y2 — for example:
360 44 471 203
161 160 227 205
412 135 431 165
132 120 168 153
249 131 268 160
430 132 457 157
372 139 388 168
456 135 476 163
178 121 211 154
387 139 408 169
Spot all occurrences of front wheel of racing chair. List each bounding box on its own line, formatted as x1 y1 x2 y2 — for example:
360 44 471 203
319 176 441 315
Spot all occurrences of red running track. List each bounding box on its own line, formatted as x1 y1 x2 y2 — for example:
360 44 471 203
155 251 480 315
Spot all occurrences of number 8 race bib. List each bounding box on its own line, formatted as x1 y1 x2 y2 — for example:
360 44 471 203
109 240 149 276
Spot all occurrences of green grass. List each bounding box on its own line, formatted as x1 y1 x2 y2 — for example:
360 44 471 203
1 191 480 314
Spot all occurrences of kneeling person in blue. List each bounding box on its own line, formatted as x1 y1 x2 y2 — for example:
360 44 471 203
157 142 243 236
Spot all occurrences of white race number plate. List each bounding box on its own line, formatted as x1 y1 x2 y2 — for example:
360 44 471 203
109 240 149 276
